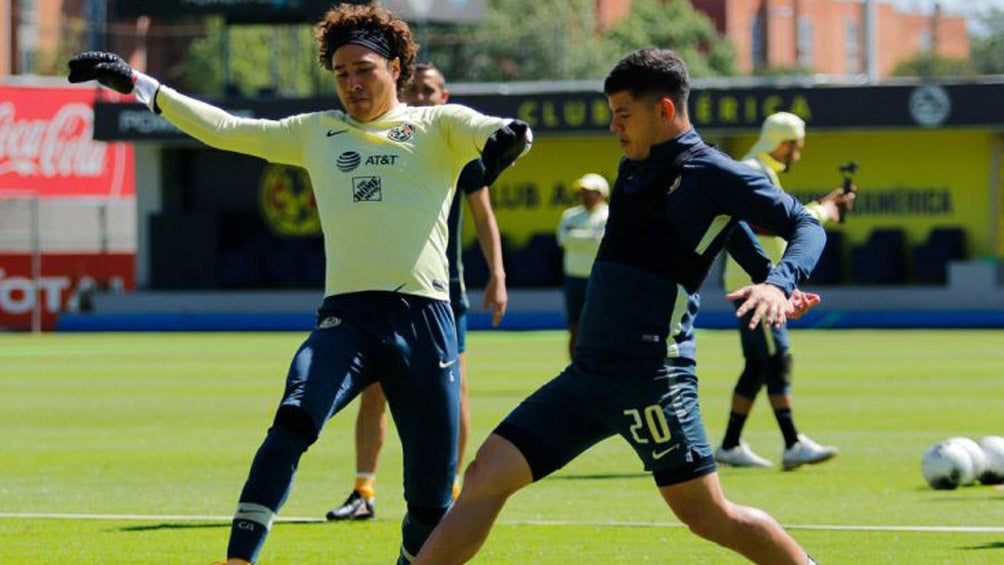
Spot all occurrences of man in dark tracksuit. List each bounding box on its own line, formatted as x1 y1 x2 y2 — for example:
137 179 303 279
414 48 825 565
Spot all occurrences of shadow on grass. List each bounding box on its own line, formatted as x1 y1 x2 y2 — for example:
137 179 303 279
961 541 1004 550
914 486 1004 500
548 472 649 481
118 519 324 532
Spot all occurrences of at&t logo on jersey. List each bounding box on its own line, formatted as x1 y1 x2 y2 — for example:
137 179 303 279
337 151 362 172
366 155 399 166
337 152 399 173
352 176 382 202
388 123 415 142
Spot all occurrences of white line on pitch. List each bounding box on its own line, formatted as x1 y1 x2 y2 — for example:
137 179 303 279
508 520 1004 533
1 512 1001 533
0 512 322 523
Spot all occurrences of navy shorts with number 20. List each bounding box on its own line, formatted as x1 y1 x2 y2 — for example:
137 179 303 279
494 357 716 487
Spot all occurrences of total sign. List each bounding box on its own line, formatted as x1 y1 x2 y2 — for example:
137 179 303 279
0 269 71 315
0 253 134 331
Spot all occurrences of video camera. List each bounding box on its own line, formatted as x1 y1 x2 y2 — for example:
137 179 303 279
837 161 858 223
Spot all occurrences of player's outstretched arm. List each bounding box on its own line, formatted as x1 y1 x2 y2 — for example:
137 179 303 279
68 51 301 165
68 51 160 111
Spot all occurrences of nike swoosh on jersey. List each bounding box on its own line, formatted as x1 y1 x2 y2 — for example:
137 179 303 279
438 358 457 369
326 129 348 137
651 444 680 460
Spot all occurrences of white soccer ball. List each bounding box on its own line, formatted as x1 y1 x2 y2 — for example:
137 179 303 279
978 436 1004 485
945 437 986 486
921 441 973 490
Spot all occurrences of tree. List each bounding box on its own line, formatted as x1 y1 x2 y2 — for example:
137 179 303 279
891 52 976 79
434 0 611 81
427 0 735 82
36 16 88 76
971 8 1004 75
171 0 737 94
177 18 325 97
602 0 735 78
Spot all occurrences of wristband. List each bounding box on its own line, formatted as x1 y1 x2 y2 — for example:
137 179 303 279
133 71 161 113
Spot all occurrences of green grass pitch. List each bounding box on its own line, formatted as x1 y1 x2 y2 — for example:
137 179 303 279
2 329 1002 563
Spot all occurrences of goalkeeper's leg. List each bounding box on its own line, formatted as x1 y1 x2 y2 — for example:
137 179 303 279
227 407 315 563
224 326 371 563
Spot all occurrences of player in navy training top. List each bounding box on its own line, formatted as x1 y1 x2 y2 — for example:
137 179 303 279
415 48 824 565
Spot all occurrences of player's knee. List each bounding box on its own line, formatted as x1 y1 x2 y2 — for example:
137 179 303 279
406 503 449 525
460 458 493 492
272 405 319 446
675 503 734 542
462 457 518 498
675 506 722 540
765 353 793 395
733 358 766 398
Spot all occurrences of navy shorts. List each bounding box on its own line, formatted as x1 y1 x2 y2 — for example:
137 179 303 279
280 291 460 508
563 276 589 326
495 357 716 487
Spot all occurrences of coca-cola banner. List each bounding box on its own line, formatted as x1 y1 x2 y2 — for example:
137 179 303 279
0 86 135 198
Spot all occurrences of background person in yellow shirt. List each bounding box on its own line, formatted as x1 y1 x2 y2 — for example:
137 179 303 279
556 173 610 359
715 111 855 470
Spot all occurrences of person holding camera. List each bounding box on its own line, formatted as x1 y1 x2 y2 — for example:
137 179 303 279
715 111 855 471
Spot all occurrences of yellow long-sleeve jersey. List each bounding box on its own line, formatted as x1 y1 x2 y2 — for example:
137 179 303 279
157 87 510 301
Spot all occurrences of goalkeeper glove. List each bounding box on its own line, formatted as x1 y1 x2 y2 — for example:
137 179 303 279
481 120 532 187
68 51 161 113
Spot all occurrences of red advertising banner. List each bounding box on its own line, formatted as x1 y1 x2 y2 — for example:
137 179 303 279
0 252 135 331
0 86 135 198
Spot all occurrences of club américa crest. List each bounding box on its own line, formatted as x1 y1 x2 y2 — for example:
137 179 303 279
388 123 415 142
258 164 320 237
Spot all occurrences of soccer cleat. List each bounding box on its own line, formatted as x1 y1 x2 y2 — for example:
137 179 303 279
782 434 838 471
325 490 375 521
714 442 773 468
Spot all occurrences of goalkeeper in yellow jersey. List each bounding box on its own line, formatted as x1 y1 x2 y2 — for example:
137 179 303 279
68 3 531 564
326 61 508 522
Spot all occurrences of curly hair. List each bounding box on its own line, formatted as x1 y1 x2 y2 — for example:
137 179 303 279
315 3 418 90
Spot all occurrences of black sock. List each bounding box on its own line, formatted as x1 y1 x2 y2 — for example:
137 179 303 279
774 408 799 448
722 412 748 449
